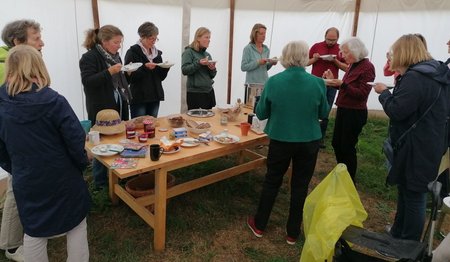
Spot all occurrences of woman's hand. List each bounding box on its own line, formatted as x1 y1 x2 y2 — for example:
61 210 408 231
259 58 268 65
108 63 122 75
373 83 388 94
322 69 334 79
207 62 216 70
145 62 157 70
324 79 343 87
199 57 209 66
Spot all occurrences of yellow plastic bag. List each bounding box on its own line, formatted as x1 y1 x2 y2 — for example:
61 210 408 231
300 164 368 262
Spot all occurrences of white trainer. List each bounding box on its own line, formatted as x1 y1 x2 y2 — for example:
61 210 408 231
5 245 24 262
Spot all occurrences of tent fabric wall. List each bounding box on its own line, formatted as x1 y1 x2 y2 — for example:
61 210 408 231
0 0 449 119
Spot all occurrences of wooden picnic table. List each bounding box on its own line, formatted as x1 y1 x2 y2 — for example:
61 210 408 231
85 108 268 252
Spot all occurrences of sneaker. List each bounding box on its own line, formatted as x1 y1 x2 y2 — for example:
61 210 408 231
247 216 263 238
286 236 297 245
384 224 392 235
5 245 24 262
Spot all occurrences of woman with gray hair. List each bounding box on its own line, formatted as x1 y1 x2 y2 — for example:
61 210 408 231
324 37 375 182
125 22 170 118
247 41 328 245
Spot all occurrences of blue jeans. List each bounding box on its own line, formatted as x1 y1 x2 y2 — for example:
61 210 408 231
390 185 427 241
320 88 337 139
254 139 320 238
92 159 107 188
130 101 160 118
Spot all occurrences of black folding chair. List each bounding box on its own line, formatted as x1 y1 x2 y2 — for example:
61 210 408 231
333 181 442 262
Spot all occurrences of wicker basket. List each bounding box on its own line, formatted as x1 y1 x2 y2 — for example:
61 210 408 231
125 172 176 212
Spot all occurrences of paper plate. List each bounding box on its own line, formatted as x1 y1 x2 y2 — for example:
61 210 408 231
320 55 336 61
91 144 124 156
213 134 240 144
157 62 175 68
121 62 143 72
208 60 217 64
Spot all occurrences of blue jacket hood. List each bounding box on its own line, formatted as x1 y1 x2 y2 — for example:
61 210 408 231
410 59 450 86
0 84 59 124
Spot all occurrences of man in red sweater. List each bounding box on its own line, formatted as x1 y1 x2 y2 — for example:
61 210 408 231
308 27 347 148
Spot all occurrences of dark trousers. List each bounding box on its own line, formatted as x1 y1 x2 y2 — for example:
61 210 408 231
332 107 367 182
254 139 320 238
320 87 338 139
390 185 427 241
187 89 216 110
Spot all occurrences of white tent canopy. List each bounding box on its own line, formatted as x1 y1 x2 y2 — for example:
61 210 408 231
1 0 449 120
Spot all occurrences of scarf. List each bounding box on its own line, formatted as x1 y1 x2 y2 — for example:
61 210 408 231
95 44 132 103
137 40 158 62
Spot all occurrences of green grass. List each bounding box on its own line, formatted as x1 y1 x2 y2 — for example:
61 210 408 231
0 116 396 262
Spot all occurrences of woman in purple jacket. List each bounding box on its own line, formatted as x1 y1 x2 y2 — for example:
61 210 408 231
0 45 90 261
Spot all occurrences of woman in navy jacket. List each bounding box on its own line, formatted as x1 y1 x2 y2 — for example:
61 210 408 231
374 34 450 241
0 45 90 261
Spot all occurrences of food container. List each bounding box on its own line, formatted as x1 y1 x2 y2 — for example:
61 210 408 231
167 114 185 128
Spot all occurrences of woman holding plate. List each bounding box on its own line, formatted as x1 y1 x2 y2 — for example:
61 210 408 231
79 24 130 189
125 22 170 118
181 27 217 110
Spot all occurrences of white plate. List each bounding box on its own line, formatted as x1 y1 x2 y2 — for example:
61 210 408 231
181 138 200 148
320 54 336 61
208 60 217 64
121 62 143 72
91 144 124 156
157 62 175 68
268 57 278 63
163 146 181 154
367 82 394 89
213 134 240 144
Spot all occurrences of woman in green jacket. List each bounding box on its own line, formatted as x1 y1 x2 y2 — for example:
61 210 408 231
247 41 328 245
181 27 217 110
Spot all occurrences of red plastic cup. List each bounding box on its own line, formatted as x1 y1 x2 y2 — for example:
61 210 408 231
240 122 251 136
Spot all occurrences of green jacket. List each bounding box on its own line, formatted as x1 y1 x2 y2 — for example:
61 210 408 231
256 66 329 142
0 46 9 84
181 47 217 93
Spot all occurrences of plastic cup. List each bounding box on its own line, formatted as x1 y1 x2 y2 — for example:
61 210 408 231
240 122 251 136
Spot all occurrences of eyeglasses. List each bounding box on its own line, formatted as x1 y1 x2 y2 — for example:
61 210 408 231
147 36 159 42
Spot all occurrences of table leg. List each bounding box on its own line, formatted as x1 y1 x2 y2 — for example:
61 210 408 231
109 169 119 205
154 168 168 252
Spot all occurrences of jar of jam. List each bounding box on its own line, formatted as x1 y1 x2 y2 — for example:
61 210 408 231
125 122 136 139
143 120 155 138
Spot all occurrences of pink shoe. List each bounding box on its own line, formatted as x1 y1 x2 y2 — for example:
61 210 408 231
247 216 263 238
286 236 297 245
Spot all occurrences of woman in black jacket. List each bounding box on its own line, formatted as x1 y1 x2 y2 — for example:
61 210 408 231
374 34 450 241
79 24 129 189
125 22 170 118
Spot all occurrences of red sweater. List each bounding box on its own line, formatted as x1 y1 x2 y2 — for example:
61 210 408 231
335 58 375 109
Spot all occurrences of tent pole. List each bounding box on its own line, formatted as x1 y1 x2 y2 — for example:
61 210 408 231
227 0 235 104
91 0 100 29
352 0 361 36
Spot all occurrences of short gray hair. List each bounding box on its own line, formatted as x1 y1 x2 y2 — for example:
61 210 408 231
1 19 41 47
340 37 368 61
138 22 159 38
280 41 309 68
